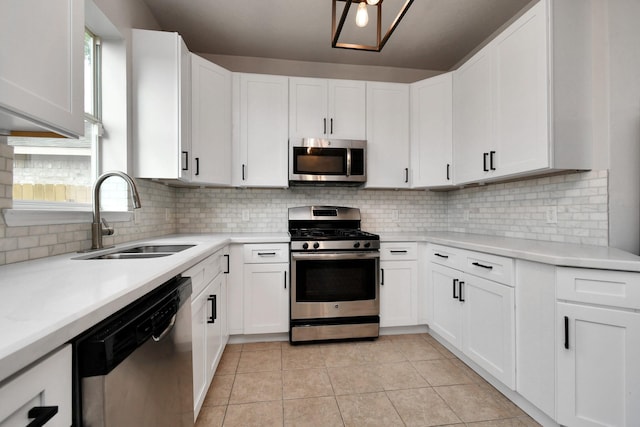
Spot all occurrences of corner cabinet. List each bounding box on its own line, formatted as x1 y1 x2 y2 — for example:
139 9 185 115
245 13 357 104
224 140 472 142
453 0 594 185
556 268 640 427
191 54 232 186
0 345 72 427
132 29 192 182
232 73 288 187
289 77 366 140
184 247 230 419
410 73 453 188
365 83 410 189
0 0 84 137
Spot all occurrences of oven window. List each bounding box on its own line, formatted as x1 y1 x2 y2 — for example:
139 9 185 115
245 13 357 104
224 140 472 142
295 258 377 302
293 147 347 175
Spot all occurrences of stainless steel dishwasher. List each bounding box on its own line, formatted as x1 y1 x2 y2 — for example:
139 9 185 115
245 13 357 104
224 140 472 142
73 275 193 427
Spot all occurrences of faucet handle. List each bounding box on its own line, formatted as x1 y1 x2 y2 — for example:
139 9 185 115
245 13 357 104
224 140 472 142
101 218 114 236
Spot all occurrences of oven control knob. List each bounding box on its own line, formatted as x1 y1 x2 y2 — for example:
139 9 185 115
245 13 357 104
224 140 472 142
302 242 309 250
364 242 371 248
313 242 320 249
353 241 360 248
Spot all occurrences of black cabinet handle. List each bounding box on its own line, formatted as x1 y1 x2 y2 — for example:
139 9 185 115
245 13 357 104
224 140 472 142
258 252 277 256
284 271 287 289
27 406 58 427
182 151 189 171
564 316 569 349
390 250 408 254
472 262 493 270
452 278 459 299
330 118 333 134
195 157 200 176
404 168 409 183
459 281 465 302
323 118 327 134
242 164 246 180
483 152 489 172
381 268 384 285
434 253 449 259
207 295 217 324
224 254 230 274
489 150 496 170
446 163 450 181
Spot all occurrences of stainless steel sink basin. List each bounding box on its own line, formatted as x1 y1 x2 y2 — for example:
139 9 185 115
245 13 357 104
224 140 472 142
76 244 195 260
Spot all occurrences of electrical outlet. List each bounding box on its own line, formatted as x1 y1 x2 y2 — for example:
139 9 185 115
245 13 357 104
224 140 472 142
463 210 470 222
391 210 399 221
546 206 558 224
242 209 250 221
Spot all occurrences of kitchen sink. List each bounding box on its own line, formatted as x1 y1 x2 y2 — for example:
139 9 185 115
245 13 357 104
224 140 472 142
76 244 195 260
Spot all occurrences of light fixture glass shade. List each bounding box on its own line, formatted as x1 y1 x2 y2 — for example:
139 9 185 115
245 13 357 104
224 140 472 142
366 0 380 5
355 1 369 27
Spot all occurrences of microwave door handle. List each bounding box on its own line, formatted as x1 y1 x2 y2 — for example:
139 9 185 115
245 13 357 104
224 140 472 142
346 148 351 177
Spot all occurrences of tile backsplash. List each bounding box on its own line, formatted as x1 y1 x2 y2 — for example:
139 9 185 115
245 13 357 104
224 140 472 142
0 138 609 266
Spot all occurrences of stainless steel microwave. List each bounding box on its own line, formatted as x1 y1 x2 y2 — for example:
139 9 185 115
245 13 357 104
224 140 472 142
289 138 366 185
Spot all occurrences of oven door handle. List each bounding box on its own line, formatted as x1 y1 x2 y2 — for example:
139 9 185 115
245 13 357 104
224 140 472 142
291 251 380 261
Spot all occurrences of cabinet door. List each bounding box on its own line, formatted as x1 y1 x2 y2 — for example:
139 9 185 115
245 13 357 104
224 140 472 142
493 0 549 178
428 263 463 349
0 0 84 137
328 79 366 139
557 302 640 427
133 30 191 181
410 73 453 188
191 54 231 185
365 82 410 188
380 260 417 327
289 77 328 138
235 73 288 187
243 263 289 334
452 47 494 185
205 275 224 382
462 274 515 389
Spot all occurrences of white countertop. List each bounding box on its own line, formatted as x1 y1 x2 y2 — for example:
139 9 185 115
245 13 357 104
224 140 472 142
0 233 288 383
2 230 640 383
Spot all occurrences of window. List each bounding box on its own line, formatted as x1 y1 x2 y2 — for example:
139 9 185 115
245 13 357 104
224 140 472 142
8 29 101 208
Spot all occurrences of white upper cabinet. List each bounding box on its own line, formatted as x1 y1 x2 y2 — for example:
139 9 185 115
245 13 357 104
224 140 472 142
365 82 410 188
0 0 84 138
132 29 192 182
410 73 453 188
232 73 288 187
453 0 594 185
289 77 366 140
191 54 232 186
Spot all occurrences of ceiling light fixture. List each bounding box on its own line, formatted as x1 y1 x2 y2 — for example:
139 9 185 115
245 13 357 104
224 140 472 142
331 0 414 52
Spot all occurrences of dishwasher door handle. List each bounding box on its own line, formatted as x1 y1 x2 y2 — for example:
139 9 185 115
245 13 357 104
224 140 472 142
152 313 177 342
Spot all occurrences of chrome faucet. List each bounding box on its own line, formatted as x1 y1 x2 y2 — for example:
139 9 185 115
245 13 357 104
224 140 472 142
91 171 142 250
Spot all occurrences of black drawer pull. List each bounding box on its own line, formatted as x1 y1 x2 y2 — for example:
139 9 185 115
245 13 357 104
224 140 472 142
207 295 217 324
27 406 58 427
452 278 459 300
434 253 449 259
564 316 569 349
472 261 493 270
459 281 465 302
390 250 408 254
258 252 277 256
224 254 230 274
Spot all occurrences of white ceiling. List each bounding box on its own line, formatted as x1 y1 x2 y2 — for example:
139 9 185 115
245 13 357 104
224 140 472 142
141 0 533 72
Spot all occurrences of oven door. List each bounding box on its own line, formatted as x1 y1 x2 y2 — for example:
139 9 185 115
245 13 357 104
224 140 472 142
290 251 380 320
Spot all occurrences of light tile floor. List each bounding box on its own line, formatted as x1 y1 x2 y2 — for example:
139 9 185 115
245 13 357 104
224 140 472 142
196 333 541 427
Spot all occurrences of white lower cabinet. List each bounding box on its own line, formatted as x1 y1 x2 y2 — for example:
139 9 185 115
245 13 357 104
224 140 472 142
185 247 229 419
427 244 515 389
243 263 289 334
380 243 418 327
0 345 72 427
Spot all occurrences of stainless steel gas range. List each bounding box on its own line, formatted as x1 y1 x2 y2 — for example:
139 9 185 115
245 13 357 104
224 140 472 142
288 206 380 343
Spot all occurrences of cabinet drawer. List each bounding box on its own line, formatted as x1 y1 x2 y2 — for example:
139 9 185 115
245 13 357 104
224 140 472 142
428 244 465 269
184 248 228 296
557 267 640 310
380 242 418 261
0 345 72 427
465 252 514 286
243 244 289 263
